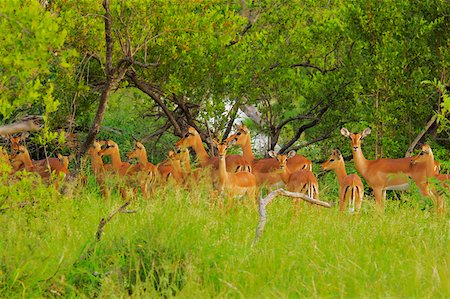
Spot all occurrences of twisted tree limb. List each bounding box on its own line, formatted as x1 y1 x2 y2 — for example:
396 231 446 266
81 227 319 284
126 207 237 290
253 189 332 245
0 116 44 135
96 200 131 241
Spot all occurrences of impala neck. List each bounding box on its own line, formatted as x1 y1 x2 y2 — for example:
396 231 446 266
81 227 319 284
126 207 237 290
241 134 255 162
180 151 191 173
218 155 228 185
170 159 182 180
279 166 291 185
137 151 149 166
352 148 369 177
334 161 348 186
109 150 123 169
90 153 104 173
191 135 209 166
22 153 34 171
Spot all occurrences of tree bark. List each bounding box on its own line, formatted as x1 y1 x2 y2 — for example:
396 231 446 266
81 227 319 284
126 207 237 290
77 0 130 165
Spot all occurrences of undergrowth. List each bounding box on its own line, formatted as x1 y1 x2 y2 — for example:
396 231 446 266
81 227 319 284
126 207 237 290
0 173 449 298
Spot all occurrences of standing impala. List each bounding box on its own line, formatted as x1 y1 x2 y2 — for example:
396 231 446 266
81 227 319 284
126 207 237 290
126 141 159 197
268 150 319 200
174 127 251 172
322 149 364 213
87 140 111 198
213 139 257 199
410 144 446 213
225 124 312 173
341 127 431 209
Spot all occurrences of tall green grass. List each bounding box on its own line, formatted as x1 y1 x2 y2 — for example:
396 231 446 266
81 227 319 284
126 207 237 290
1 173 449 297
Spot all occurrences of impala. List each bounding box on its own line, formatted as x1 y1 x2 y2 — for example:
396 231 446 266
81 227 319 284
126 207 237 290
87 140 110 198
174 126 251 172
213 139 257 199
127 141 159 196
322 149 364 213
11 145 69 189
225 124 312 177
410 144 446 213
268 150 319 200
99 140 136 199
341 127 431 209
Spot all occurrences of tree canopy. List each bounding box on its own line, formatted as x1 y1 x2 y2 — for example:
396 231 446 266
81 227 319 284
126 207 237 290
1 0 449 162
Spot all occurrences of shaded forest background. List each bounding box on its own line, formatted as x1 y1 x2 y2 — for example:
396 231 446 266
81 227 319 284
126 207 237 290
1 0 449 165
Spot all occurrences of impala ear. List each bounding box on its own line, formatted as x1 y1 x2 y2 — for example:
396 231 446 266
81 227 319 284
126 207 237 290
361 128 371 139
340 128 350 137
241 125 249 134
287 150 296 159
212 139 220 147
188 127 197 135
268 150 277 158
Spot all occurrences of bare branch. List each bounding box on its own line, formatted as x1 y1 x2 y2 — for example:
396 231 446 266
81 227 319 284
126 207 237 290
253 188 332 244
0 116 44 136
96 201 131 241
405 114 438 157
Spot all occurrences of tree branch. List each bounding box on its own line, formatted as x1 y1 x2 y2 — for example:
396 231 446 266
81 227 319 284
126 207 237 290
128 72 182 136
405 114 438 157
278 105 329 153
253 188 332 245
290 130 333 151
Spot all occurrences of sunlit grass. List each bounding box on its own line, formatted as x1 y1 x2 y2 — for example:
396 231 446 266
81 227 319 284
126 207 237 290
0 173 449 297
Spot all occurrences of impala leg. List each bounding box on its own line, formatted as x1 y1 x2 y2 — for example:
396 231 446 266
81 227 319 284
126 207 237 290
355 187 364 213
373 188 385 211
339 187 347 212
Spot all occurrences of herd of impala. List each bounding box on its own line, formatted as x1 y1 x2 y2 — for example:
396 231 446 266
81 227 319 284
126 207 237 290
0 125 448 214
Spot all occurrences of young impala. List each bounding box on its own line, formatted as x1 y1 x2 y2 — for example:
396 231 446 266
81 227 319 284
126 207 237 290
99 140 136 199
126 140 159 196
410 144 446 213
268 150 319 200
213 139 257 199
87 140 110 198
322 149 364 213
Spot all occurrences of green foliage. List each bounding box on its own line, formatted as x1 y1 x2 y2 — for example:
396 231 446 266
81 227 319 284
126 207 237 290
0 0 68 120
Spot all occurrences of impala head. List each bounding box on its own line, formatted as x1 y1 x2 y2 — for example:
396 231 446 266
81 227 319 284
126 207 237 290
213 139 235 158
175 127 199 150
99 140 118 156
87 141 103 157
168 149 183 162
11 145 30 164
341 127 371 152
9 132 29 151
224 124 250 146
321 149 343 171
268 150 296 171
127 141 146 160
410 144 434 165
57 153 69 169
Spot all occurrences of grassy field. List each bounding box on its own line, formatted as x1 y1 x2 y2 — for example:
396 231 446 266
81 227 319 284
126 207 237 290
1 172 449 298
